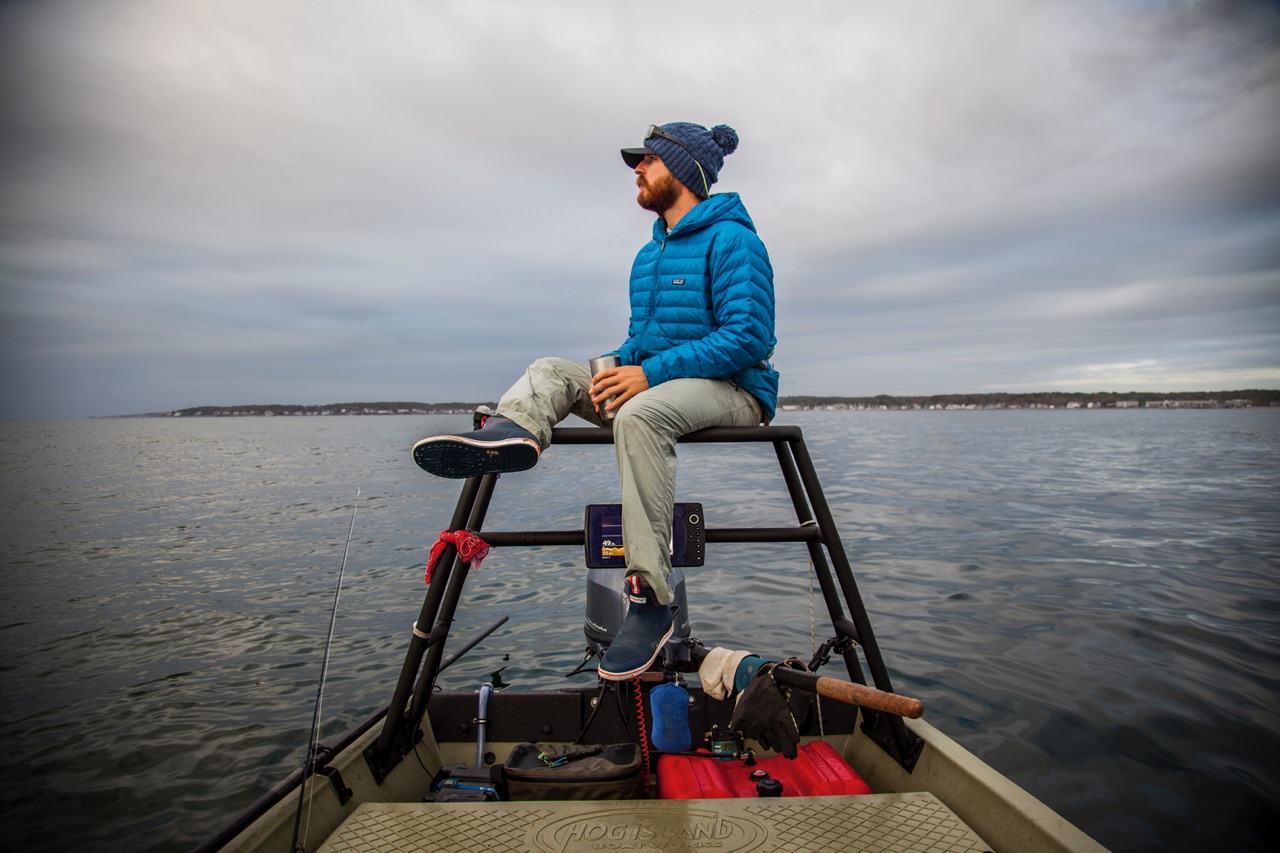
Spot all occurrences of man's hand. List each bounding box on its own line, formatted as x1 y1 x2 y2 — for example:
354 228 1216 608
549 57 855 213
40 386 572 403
590 365 649 413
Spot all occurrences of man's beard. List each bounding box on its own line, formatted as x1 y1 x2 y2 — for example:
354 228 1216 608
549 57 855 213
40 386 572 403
636 171 682 214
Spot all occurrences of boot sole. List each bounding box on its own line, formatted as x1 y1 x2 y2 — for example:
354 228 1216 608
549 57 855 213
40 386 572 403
412 435 540 478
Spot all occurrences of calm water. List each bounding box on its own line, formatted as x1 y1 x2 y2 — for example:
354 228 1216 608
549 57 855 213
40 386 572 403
1 410 1277 852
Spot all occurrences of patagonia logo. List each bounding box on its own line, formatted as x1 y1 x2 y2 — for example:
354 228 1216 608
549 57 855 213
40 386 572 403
672 278 686 285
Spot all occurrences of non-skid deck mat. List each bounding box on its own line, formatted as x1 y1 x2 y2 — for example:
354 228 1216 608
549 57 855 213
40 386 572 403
317 792 991 853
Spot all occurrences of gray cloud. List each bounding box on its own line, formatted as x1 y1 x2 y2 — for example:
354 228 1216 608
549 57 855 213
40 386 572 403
2 0 1278 418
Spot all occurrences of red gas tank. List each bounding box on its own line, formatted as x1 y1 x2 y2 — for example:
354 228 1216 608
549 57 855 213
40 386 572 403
657 741 872 800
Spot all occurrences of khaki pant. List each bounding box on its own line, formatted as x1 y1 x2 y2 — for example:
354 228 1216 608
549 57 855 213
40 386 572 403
496 357 762 605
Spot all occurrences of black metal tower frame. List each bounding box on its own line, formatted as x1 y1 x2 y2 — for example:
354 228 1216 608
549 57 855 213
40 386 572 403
366 424 924 781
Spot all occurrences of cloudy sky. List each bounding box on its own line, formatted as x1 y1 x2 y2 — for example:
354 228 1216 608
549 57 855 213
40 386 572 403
2 0 1278 419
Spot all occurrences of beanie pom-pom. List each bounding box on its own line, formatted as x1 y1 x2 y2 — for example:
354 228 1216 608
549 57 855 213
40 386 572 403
711 125 739 156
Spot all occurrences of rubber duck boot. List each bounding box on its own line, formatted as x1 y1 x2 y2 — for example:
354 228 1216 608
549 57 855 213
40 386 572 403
598 577 675 681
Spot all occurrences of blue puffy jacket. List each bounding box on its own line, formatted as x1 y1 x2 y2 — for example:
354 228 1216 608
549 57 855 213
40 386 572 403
610 193 779 420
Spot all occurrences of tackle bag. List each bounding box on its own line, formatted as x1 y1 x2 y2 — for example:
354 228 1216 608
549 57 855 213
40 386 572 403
501 743 644 801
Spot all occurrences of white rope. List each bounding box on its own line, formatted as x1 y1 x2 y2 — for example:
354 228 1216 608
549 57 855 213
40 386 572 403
808 551 825 738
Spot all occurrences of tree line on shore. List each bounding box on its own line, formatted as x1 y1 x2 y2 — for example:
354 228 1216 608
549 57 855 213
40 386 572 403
780 389 1280 410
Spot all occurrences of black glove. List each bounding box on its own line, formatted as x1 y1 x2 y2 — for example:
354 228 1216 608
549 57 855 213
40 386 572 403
728 659 816 760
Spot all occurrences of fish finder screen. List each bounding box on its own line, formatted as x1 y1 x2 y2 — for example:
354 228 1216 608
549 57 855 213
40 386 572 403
584 503 705 568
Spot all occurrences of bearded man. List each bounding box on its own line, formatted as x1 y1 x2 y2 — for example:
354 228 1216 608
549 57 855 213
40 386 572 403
413 122 778 682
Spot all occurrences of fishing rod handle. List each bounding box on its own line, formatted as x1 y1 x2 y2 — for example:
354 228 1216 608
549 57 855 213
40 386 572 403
773 667 924 719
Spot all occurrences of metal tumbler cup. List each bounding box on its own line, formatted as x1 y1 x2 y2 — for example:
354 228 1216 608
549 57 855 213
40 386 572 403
588 355 622 420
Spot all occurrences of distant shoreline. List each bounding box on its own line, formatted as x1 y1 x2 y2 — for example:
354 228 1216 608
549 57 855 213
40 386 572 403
117 389 1280 418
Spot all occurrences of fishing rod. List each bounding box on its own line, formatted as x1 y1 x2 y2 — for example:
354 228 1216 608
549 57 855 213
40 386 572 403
290 490 360 853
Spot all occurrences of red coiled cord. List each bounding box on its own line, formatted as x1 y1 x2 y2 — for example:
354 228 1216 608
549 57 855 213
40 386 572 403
633 677 651 793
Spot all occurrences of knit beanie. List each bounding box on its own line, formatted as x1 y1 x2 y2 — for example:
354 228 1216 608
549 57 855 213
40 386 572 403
620 123 740 198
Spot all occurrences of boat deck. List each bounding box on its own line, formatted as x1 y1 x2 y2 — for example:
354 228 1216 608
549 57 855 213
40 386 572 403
316 792 992 853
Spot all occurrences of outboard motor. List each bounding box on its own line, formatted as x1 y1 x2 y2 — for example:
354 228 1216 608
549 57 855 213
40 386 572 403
582 503 704 667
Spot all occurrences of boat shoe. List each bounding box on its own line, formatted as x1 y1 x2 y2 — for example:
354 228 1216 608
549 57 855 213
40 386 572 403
598 579 676 681
412 416 540 478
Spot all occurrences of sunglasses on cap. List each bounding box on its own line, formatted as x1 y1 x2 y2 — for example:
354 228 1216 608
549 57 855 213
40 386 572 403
646 125 687 148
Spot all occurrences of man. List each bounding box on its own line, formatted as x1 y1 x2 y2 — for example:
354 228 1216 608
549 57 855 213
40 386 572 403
413 121 778 682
